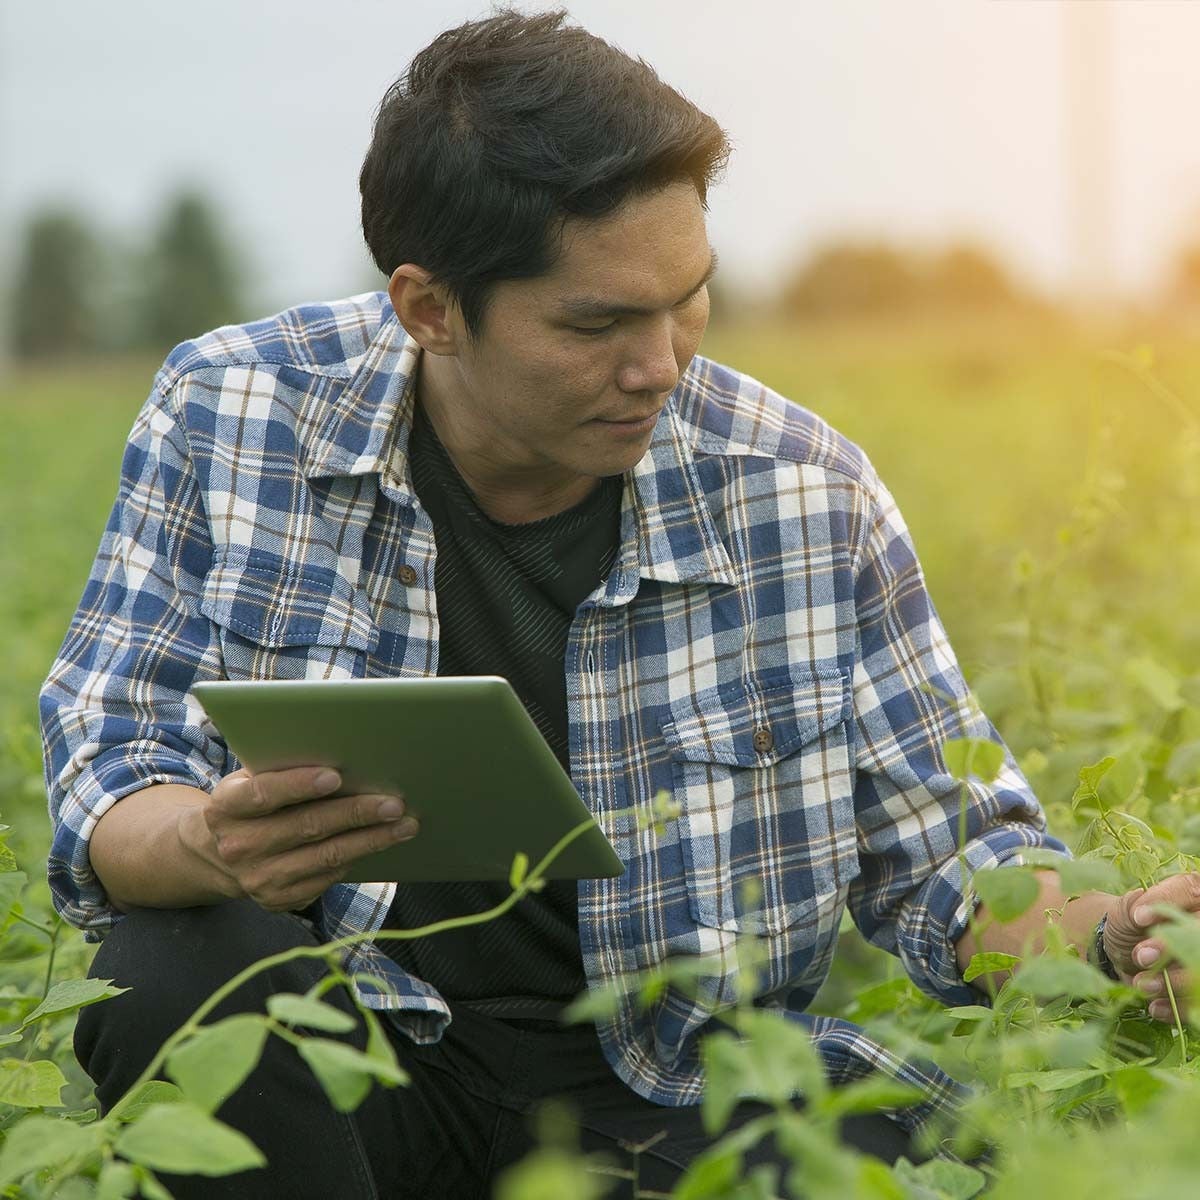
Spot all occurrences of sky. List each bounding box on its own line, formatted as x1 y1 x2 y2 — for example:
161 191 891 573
4 0 1200 315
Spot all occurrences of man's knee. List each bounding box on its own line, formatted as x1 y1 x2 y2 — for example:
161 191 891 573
74 900 326 1096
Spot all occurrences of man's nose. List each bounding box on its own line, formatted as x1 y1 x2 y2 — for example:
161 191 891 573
616 321 681 396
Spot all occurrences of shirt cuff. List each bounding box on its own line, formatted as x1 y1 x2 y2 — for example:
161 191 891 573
48 743 221 940
896 821 1070 1006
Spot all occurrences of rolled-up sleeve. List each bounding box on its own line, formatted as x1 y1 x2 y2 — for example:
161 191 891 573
39 375 227 939
844 471 1068 1006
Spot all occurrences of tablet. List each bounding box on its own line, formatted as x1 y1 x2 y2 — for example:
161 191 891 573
191 677 624 884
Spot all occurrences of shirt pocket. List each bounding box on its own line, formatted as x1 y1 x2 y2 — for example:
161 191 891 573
200 553 379 681
659 669 859 937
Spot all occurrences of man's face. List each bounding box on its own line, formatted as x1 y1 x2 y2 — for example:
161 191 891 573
426 181 715 498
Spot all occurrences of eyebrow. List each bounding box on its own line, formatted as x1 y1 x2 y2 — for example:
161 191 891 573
556 249 719 322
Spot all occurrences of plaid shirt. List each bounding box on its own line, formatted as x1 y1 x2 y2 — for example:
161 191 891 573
41 293 1063 1125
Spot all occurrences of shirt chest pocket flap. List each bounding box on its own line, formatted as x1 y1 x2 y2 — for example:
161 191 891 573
200 554 379 681
660 669 859 936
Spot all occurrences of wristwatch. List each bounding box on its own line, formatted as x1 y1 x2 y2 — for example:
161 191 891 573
1091 912 1122 982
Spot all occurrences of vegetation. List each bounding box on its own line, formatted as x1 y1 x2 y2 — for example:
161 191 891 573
0 313 1198 1196
5 192 248 361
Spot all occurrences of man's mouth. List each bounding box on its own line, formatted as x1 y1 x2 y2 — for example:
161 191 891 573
594 410 661 428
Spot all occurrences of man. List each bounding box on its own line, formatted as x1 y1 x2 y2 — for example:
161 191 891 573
39 10 1195 1198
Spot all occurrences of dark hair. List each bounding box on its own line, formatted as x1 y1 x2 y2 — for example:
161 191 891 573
359 9 729 337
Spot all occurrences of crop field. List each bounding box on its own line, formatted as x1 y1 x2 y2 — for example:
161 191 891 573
1 316 1199 1196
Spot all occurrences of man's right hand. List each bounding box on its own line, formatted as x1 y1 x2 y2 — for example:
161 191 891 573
182 767 419 913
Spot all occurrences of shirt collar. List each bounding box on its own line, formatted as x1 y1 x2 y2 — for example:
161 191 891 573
619 397 739 590
300 305 419 492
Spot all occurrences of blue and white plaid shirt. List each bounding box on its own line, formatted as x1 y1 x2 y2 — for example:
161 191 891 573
41 293 1064 1125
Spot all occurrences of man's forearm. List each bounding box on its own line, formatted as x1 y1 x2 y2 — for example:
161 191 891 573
955 870 1115 986
89 783 243 912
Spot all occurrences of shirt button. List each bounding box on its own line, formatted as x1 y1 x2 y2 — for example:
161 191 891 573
398 565 418 585
752 727 774 754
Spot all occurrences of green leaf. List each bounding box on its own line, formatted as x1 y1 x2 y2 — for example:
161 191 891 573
20 977 128 1028
943 1004 993 1021
1109 1064 1167 1115
1053 857 1123 897
115 1101 266 1176
561 986 623 1025
822 1076 923 1116
492 1147 614 1200
963 951 1020 982
362 1009 408 1085
97 1162 139 1200
0 1056 68 1107
167 1014 270 1113
131 1166 176 1200
1011 954 1112 1000
673 1117 775 1200
1004 1067 1105 1092
894 1156 987 1200
1155 914 1200 968
508 851 529 889
1126 655 1183 710
943 737 1005 783
266 992 357 1034
298 1038 406 1113
700 1013 825 1136
0 871 27 924
54 1177 98 1200
1116 847 1161 888
0 1114 101 1185
108 1080 185 1124
1098 755 1144 809
1072 757 1117 814
972 865 1040 922
1167 740 1200 786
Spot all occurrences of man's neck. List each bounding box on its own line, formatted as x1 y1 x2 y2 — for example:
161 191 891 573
414 356 600 525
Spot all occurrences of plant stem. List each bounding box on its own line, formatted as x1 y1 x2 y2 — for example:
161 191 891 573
1162 972 1189 1066
10 910 56 938
111 814 599 1112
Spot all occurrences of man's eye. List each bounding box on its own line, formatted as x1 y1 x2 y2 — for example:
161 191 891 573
571 323 616 336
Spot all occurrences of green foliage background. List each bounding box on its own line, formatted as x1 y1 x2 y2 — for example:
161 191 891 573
1 313 1198 1196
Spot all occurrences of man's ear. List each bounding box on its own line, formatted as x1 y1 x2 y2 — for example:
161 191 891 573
387 265 460 355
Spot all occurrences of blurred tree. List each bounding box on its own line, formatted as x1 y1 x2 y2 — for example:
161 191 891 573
928 243 1017 310
138 190 245 349
9 209 105 359
780 242 920 318
1167 242 1200 309
780 238 1028 319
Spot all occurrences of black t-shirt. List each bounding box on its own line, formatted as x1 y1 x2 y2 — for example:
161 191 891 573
379 403 622 1015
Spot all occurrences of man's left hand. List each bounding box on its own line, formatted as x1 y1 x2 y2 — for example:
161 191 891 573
1102 874 1200 1022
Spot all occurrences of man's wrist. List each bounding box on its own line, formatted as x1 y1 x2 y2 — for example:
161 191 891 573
1089 912 1122 981
176 804 244 901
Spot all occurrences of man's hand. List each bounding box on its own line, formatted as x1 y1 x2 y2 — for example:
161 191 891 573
1100 875 1200 1022
182 766 419 913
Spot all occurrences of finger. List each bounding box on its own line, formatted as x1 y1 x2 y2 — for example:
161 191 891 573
1130 875 1200 930
1131 937 1167 972
1148 996 1189 1024
1133 964 1186 999
220 793 409 863
213 766 343 818
244 817 420 907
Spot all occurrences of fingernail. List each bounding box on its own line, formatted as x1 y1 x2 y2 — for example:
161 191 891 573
1135 945 1160 968
1149 1000 1170 1022
1133 906 1153 927
392 818 419 840
314 769 340 793
1137 974 1162 996
378 798 405 819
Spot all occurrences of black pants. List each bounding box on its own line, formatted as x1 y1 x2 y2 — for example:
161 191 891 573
75 901 913 1198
